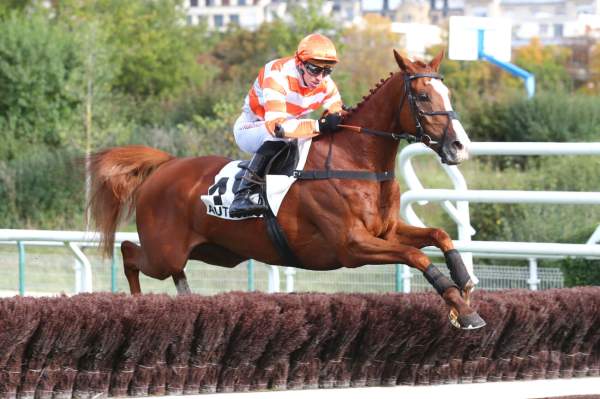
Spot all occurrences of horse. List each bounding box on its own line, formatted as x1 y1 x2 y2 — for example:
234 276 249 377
88 50 486 330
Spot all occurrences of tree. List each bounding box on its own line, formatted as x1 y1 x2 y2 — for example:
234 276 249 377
0 12 82 160
209 0 335 85
512 38 573 93
335 14 404 106
54 0 215 98
584 42 600 94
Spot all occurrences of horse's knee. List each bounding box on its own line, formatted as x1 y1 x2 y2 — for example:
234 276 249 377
430 228 452 248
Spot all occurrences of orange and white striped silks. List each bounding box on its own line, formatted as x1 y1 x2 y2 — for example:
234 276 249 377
242 56 343 137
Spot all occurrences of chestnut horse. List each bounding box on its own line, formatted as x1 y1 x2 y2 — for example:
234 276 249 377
88 50 485 329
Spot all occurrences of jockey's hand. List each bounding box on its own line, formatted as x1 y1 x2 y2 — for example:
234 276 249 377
318 112 343 134
274 119 319 139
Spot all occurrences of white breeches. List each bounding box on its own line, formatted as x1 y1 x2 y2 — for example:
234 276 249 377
233 113 287 154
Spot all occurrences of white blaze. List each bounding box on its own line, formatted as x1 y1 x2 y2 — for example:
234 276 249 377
428 79 471 148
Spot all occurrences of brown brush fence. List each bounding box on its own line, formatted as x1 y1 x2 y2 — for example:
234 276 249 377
0 288 599 398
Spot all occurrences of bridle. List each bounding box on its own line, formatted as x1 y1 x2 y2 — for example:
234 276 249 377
339 72 459 148
292 72 460 183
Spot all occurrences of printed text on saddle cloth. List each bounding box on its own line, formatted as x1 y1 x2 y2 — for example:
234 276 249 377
200 139 312 220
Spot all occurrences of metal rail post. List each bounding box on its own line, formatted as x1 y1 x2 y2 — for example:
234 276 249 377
528 257 540 290
17 241 25 296
111 247 118 292
247 259 255 292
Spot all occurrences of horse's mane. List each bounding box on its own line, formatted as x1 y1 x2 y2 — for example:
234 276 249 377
344 60 430 116
344 72 395 116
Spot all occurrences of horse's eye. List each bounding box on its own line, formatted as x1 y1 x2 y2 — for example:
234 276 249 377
418 93 429 101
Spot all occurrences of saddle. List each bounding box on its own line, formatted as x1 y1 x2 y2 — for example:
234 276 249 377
232 140 300 194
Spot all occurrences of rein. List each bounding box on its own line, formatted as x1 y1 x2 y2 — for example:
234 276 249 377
336 124 417 143
293 71 456 182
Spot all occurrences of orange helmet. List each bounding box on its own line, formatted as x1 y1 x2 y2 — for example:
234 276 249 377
295 33 339 65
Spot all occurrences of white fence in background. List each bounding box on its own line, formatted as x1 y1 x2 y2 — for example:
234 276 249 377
1 142 599 295
0 229 279 295
399 142 600 292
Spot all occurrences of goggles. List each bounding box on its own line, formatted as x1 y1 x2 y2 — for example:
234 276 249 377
303 61 333 77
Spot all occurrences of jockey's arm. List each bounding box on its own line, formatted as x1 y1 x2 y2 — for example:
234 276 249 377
262 84 319 139
262 76 344 139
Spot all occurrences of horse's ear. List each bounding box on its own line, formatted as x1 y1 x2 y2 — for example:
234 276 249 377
394 49 411 72
429 49 445 72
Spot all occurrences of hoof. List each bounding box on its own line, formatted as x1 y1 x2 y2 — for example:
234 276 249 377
449 311 486 330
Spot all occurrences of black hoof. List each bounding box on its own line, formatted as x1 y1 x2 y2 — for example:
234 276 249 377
449 311 486 330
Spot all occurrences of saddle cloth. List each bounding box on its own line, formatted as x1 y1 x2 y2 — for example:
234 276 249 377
200 138 312 220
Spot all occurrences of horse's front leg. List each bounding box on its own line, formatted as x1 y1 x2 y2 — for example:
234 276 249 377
389 223 476 308
341 230 485 330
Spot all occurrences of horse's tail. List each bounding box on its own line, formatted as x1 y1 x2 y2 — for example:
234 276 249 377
87 145 174 257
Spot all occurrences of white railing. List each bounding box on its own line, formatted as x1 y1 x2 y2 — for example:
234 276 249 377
398 142 600 291
0 230 139 295
0 229 279 295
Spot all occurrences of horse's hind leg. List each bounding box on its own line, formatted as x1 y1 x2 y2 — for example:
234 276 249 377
121 240 143 294
172 271 191 295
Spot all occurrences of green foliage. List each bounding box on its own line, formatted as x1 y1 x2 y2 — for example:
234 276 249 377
335 14 399 106
463 156 600 244
0 0 34 14
0 12 82 160
0 148 85 228
513 38 573 93
464 92 600 142
130 94 244 159
209 0 335 86
55 0 215 98
558 258 600 287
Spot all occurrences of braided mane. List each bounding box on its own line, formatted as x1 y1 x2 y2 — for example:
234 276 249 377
344 59 430 116
344 72 395 116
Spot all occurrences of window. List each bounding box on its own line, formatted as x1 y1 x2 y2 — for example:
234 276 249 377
206 0 214 6
554 24 564 37
190 0 198 6
186 15 194 25
214 14 224 27
222 0 230 4
230 14 240 25
238 0 246 5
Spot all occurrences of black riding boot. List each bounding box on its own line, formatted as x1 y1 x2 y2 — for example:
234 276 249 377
229 151 271 218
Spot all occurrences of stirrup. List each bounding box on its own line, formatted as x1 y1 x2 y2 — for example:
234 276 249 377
229 189 267 218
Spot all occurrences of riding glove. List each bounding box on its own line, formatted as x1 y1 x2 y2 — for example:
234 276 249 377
318 112 343 134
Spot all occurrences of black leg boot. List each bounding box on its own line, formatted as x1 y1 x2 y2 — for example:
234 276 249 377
229 152 271 218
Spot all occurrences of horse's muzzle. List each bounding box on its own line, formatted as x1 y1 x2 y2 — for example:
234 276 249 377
440 139 470 165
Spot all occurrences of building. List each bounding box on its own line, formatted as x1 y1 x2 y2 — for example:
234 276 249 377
184 0 279 30
184 0 362 30
427 0 600 44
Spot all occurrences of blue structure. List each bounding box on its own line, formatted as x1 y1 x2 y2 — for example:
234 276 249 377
478 30 535 98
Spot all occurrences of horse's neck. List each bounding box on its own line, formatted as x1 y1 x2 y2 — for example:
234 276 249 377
308 73 404 172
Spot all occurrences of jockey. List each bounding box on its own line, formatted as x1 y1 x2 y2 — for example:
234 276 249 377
229 33 345 218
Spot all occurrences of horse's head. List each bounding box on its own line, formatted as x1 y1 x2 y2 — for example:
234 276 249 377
393 50 471 165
